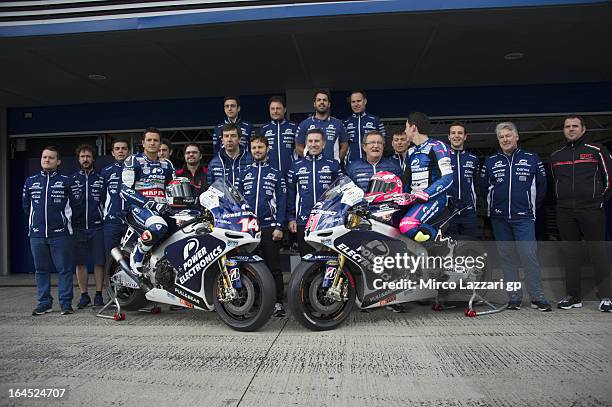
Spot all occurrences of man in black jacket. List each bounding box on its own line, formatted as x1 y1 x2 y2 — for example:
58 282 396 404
551 115 612 312
176 143 207 197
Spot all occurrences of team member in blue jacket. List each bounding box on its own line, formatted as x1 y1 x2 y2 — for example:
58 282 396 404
120 128 175 275
240 135 288 317
345 130 403 191
212 96 254 154
71 144 106 309
259 95 297 176
343 90 386 164
287 128 341 255
208 123 253 188
481 121 551 312
23 146 81 315
295 90 348 163
447 122 480 239
390 129 410 171
400 112 453 242
101 138 130 256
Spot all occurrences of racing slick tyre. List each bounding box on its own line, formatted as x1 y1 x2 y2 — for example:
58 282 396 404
212 262 275 332
288 260 356 331
103 248 148 311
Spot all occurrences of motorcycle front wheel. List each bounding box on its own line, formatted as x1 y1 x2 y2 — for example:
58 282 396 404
212 262 275 332
288 261 356 331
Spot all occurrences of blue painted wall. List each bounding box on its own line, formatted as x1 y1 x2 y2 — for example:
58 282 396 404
9 82 612 136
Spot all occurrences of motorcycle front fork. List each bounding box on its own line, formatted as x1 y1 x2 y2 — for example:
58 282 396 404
323 254 349 302
217 255 242 303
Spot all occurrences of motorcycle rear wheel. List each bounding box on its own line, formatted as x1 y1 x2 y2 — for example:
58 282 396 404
212 262 275 332
103 249 148 311
288 261 356 331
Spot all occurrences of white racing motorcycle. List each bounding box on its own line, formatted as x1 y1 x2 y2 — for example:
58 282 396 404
287 175 499 331
102 179 275 331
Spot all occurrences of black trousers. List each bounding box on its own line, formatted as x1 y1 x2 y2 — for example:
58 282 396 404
296 226 314 257
257 228 285 303
557 206 611 298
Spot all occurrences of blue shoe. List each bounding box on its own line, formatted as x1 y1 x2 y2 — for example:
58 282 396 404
61 305 74 315
77 293 91 309
32 304 52 316
507 301 521 310
94 293 104 307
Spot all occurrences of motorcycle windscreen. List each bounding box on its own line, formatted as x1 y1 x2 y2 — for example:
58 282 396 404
199 179 258 235
306 175 364 232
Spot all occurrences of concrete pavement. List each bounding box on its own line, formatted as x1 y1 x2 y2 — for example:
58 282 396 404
0 284 611 407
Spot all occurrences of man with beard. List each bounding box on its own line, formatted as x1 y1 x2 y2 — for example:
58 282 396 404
295 90 348 163
176 143 207 196
72 144 106 309
240 135 287 317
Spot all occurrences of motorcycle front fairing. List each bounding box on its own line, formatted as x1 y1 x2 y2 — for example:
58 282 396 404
147 180 261 310
304 176 436 309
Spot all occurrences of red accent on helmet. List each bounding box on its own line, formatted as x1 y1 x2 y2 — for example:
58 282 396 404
365 171 403 203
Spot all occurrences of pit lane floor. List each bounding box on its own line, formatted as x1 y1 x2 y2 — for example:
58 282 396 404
0 284 610 407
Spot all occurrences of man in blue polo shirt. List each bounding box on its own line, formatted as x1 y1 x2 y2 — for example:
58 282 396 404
295 89 348 163
344 90 386 164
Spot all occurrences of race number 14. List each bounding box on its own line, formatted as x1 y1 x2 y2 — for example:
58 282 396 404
238 218 258 232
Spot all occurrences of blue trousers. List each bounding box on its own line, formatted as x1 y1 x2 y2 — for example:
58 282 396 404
446 210 480 239
30 236 74 308
104 221 127 256
490 218 546 303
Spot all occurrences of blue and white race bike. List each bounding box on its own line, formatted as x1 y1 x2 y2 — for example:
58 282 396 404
288 175 493 331
104 179 275 331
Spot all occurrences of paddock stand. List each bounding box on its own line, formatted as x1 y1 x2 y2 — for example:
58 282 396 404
96 284 126 321
431 289 507 317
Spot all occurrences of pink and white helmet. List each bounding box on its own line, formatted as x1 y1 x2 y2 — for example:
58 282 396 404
365 172 403 203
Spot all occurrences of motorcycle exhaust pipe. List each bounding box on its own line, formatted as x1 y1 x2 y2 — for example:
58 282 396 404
110 248 152 293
